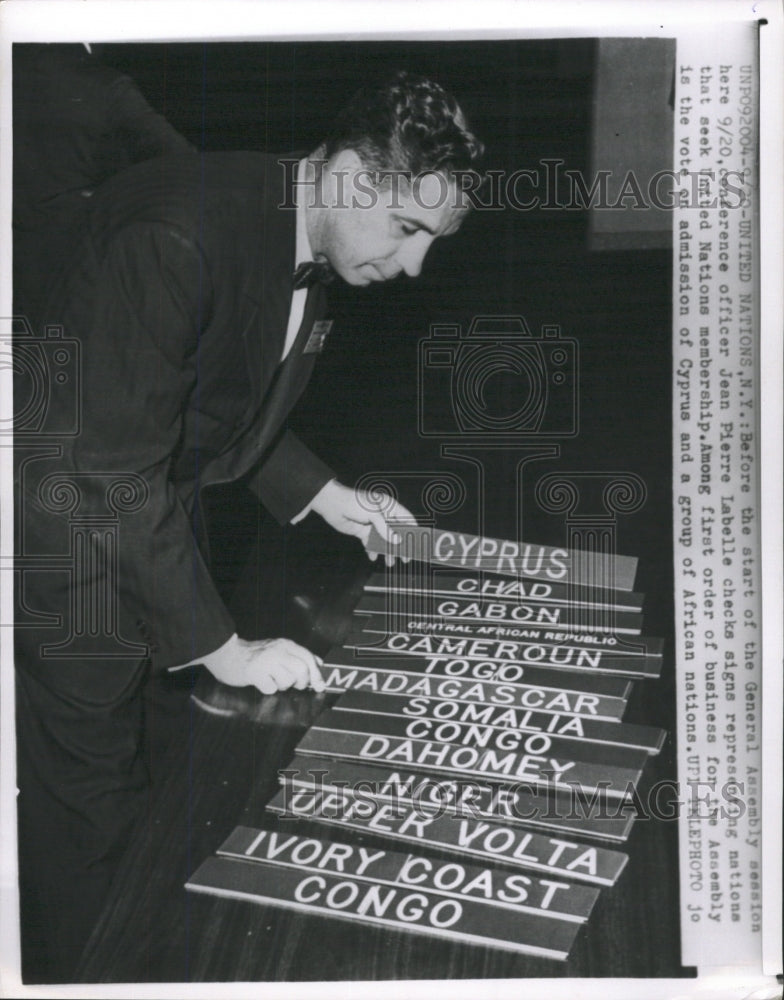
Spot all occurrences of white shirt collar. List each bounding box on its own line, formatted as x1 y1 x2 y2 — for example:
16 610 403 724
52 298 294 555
294 156 313 268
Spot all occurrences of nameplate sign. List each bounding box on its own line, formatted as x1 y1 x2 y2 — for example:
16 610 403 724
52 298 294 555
323 664 629 722
267 786 629 886
364 569 645 612
296 721 646 800
333 690 666 754
326 645 632 700
344 631 663 679
355 593 644 636
186 854 582 960
366 525 638 591
216 826 599 923
280 755 636 842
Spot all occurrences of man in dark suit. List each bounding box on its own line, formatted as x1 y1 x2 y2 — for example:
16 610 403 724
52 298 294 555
14 70 483 981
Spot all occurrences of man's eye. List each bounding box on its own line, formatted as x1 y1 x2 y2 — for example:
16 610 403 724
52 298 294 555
399 222 418 236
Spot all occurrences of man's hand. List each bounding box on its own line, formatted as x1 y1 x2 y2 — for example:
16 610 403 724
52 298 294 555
309 479 416 566
200 633 325 694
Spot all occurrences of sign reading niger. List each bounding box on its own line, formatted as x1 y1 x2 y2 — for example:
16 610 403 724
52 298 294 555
279 755 636 842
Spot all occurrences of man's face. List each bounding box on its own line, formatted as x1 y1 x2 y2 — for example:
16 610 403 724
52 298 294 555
313 151 467 287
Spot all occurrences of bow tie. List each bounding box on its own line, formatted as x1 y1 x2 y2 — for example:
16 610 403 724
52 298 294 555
292 255 337 290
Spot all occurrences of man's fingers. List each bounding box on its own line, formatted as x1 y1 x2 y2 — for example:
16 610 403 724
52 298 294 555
369 509 401 547
279 639 325 692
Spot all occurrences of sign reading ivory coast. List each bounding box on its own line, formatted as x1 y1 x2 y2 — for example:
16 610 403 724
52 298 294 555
355 592 644 635
279 755 636 842
333 690 666 754
267 787 628 885
364 569 645 612
215 827 600 921
296 711 648 799
366 525 638 591
186 854 584 960
344 630 663 679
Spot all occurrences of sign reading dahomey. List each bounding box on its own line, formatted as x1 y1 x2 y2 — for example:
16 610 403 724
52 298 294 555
296 710 647 799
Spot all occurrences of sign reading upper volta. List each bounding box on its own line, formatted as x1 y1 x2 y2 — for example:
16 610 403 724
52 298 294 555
267 786 629 886
186 854 584 960
366 525 638 591
364 568 645 612
279 755 636 842
215 826 600 922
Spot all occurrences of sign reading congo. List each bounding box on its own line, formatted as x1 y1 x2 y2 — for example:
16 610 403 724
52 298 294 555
333 690 666 754
187 853 584 960
366 525 639 591
296 709 647 800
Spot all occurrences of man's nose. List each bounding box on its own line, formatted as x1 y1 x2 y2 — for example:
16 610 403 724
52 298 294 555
396 235 432 277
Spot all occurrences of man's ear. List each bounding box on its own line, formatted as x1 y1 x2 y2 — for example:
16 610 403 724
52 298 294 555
330 148 364 174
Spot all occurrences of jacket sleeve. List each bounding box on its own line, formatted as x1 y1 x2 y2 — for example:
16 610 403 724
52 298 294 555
246 428 335 525
61 221 236 670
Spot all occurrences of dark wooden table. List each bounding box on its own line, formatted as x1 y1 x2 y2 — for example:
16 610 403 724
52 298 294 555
77 514 693 983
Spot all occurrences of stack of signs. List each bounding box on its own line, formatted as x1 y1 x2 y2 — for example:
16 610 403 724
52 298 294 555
187 528 667 961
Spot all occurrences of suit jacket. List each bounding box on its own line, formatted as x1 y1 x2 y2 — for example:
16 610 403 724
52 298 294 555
16 151 335 701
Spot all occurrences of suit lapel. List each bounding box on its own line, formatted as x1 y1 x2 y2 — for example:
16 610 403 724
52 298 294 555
254 281 327 450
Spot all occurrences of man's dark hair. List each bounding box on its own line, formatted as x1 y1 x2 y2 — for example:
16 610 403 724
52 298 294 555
321 71 484 177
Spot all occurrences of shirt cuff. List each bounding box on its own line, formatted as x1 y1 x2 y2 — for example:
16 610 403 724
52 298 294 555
167 632 239 672
289 477 336 524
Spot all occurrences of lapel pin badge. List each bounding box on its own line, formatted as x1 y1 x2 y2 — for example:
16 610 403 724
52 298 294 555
303 319 333 355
